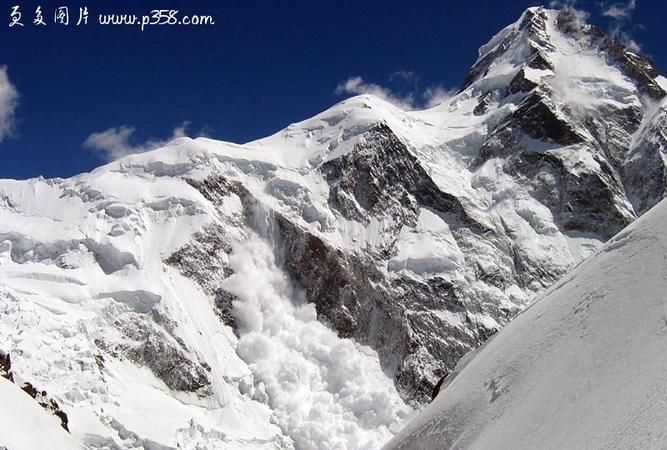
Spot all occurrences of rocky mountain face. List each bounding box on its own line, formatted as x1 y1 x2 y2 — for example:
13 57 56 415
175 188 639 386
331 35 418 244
0 6 666 450
382 189 667 450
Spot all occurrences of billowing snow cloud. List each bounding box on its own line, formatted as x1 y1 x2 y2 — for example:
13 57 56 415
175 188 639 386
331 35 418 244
549 0 590 27
335 76 415 110
422 85 457 108
84 121 191 161
549 0 641 53
601 0 641 52
0 66 19 142
335 75 454 110
223 231 411 450
601 0 636 21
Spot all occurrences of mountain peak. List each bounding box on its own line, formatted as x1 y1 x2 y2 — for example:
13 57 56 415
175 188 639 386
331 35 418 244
462 6 556 91
462 5 665 101
3 6 667 450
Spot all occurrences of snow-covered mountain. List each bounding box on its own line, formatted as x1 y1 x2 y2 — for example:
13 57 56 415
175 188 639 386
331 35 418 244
382 197 667 450
1 6 666 450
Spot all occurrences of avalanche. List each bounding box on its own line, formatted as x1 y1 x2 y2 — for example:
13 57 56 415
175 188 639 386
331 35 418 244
223 214 411 450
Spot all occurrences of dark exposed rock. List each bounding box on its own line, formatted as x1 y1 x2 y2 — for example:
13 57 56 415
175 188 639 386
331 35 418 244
126 331 210 393
213 288 238 329
1 350 69 432
0 351 12 382
321 125 421 231
186 175 241 204
164 221 240 330
475 263 509 290
504 151 634 240
110 311 211 394
477 92 584 167
165 223 234 294
527 51 553 71
165 176 252 329
513 91 584 146
20 381 70 432
508 69 538 95
622 110 667 214
582 105 643 168
275 215 373 339
322 124 489 239
473 92 492 115
431 373 448 401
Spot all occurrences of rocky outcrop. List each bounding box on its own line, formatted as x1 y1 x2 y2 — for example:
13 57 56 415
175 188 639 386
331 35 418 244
0 351 11 382
0 350 70 432
623 106 667 214
500 149 634 239
100 310 213 394
322 124 487 240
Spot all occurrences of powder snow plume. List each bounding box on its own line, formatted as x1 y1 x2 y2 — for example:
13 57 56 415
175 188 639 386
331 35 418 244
222 207 412 450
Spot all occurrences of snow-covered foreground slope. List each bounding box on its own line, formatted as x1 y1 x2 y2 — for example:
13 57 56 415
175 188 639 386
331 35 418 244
384 198 667 450
1 5 667 449
0 377 81 450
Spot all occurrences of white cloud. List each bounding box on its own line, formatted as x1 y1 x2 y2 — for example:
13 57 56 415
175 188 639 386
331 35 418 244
600 0 642 52
335 76 415 110
84 121 191 161
389 70 417 82
0 66 19 142
601 0 636 21
334 75 454 110
615 31 641 52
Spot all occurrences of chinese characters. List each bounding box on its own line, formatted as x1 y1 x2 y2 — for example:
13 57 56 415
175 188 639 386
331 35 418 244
8 5 216 30
8 5 89 27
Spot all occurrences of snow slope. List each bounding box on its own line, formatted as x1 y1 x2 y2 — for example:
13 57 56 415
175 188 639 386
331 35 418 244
0 377 82 450
383 198 667 450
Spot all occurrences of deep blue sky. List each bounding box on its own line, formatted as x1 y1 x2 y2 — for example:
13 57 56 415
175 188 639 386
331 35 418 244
1 0 663 179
